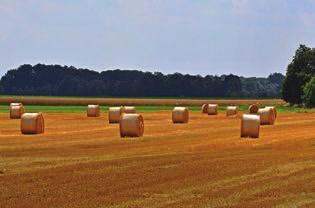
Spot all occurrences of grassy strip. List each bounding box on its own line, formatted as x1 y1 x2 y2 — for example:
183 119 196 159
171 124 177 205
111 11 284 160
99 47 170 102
0 105 313 113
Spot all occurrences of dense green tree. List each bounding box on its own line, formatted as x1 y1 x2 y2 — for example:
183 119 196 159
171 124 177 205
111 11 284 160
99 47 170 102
282 45 315 104
302 76 315 108
268 73 285 85
222 74 242 96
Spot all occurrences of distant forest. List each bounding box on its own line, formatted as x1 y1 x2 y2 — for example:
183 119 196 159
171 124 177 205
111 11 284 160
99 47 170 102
0 64 284 98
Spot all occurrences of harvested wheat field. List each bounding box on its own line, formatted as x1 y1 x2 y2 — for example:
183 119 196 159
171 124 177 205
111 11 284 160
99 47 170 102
0 97 285 106
0 111 315 208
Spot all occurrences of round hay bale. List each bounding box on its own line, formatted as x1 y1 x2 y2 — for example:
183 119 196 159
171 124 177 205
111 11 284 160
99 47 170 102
87 105 101 117
257 108 275 125
226 106 238 117
124 106 136 114
21 113 44 134
120 114 144 137
207 104 218 115
241 114 260 138
265 106 277 118
249 104 259 114
201 104 208 113
10 105 25 119
108 106 124 123
172 107 189 123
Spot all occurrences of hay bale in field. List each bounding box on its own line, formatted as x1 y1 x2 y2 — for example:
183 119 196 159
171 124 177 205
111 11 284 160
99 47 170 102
226 106 238 117
201 104 209 113
249 104 259 114
10 105 25 119
10 103 24 119
207 104 218 115
120 114 144 137
172 107 189 123
241 114 260 138
87 105 100 117
124 106 136 114
265 106 277 118
21 113 44 134
108 106 124 123
257 108 275 125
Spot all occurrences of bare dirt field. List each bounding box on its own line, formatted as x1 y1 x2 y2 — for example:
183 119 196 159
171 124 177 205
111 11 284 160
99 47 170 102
0 111 314 207
0 97 285 106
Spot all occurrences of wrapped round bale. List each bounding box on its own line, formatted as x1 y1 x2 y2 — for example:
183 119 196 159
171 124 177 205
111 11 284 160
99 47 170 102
172 107 189 123
265 106 277 118
124 106 136 114
241 114 260 138
21 113 44 134
87 105 101 117
108 106 124 123
201 104 209 113
207 104 218 115
226 106 238 117
10 105 25 119
257 108 275 125
120 114 144 137
249 104 259 114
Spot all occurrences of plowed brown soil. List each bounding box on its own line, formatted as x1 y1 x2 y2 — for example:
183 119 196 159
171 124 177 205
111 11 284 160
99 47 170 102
0 111 314 208
0 97 285 105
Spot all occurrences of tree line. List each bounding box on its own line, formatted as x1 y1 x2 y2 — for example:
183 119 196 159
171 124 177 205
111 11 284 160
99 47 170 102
1 44 313 105
0 64 284 98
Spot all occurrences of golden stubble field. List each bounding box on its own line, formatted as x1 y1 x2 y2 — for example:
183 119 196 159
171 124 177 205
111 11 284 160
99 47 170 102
0 111 315 208
0 97 285 106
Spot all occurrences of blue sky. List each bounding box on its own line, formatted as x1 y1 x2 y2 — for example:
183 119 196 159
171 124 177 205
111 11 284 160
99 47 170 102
0 0 315 77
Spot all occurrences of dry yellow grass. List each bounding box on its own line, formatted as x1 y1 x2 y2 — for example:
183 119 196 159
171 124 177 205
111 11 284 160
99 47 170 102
0 97 285 106
0 111 314 208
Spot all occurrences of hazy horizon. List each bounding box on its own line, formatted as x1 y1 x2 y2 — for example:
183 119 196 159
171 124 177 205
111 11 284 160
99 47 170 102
1 0 315 77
